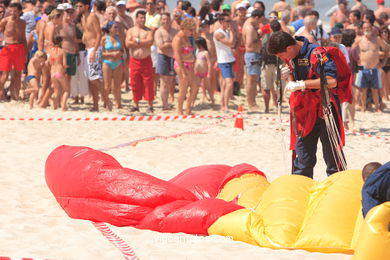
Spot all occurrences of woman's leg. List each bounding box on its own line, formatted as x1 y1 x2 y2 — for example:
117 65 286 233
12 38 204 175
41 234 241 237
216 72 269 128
112 65 123 109
176 67 189 115
51 78 60 110
59 77 70 111
186 72 200 115
28 78 39 109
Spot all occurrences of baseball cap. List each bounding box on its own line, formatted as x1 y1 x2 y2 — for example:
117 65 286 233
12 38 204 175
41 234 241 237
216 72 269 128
377 0 385 4
236 2 247 10
57 3 66 11
246 6 254 18
116 1 126 6
330 27 342 36
222 4 231 11
62 3 74 10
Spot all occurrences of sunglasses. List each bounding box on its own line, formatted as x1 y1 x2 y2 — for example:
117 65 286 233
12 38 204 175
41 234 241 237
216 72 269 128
146 2 154 5
269 16 278 19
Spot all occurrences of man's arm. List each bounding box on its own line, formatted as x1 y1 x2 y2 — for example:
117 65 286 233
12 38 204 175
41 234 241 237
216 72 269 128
139 29 154 47
362 185 381 217
91 14 102 53
0 17 6 33
378 38 389 68
125 28 137 48
214 30 235 47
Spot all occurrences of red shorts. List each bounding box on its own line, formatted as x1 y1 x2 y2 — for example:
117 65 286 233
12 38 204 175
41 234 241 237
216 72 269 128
129 56 154 102
0 44 26 72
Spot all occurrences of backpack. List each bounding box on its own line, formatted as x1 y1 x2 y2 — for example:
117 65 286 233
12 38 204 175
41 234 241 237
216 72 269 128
308 46 353 104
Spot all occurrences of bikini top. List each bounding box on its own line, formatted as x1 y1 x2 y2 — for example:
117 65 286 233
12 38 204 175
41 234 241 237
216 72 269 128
182 45 194 55
105 35 122 51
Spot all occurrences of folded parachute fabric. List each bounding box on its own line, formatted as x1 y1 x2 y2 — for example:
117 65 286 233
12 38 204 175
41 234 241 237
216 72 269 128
45 145 390 257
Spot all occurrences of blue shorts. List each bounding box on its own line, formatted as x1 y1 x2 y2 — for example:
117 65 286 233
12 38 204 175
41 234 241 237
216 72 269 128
244 52 261 76
355 68 382 89
218 62 235 79
156 53 175 76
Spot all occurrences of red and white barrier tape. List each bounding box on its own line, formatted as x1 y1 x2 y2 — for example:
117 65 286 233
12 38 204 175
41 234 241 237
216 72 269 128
346 130 390 141
0 115 222 121
92 222 138 260
0 256 44 260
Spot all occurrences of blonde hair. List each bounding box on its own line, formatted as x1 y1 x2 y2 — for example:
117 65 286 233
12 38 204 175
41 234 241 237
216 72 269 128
180 18 196 30
34 50 47 60
105 6 117 15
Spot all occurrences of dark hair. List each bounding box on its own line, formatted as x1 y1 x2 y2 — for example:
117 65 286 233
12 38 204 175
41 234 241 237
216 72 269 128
198 5 210 20
363 9 375 25
102 21 115 33
77 0 91 7
309 10 319 18
136 10 146 17
25 0 37 5
0 0 10 8
379 12 389 21
210 0 220 12
195 37 208 51
267 31 296 55
350 10 361 20
270 20 281 32
9 2 22 11
362 162 382 181
268 11 278 17
161 12 170 19
218 12 229 22
181 0 191 11
44 5 56 15
94 0 106 12
53 35 63 46
254 1 265 12
341 29 356 47
251 9 264 18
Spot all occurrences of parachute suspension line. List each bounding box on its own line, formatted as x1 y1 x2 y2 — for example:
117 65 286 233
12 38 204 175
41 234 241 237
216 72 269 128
316 53 348 171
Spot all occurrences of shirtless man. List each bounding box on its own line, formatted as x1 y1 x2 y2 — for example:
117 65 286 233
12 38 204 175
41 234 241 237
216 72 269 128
351 0 367 15
242 9 262 111
272 0 291 12
77 0 112 111
233 3 247 95
60 4 78 81
155 13 176 110
353 22 389 112
330 0 349 28
0 2 26 101
295 15 318 44
375 0 390 20
126 10 154 113
115 1 133 30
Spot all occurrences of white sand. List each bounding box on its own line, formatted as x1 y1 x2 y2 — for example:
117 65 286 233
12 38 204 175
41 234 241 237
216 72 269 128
0 92 389 260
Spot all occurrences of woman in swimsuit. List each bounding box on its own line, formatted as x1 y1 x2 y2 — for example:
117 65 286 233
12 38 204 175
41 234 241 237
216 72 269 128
48 35 70 111
194 37 214 106
101 21 124 109
172 18 198 115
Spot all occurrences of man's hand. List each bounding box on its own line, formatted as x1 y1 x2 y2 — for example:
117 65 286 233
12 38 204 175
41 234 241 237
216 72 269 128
285 80 305 92
89 51 96 63
281 66 291 81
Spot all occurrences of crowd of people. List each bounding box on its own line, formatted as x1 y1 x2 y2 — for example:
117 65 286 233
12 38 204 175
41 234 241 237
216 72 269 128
0 0 389 118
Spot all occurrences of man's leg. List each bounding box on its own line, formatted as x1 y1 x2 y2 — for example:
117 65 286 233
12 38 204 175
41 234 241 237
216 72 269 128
0 71 9 100
293 119 321 179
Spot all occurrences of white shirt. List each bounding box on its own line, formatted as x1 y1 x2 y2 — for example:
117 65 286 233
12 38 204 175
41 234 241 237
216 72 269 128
213 28 235 64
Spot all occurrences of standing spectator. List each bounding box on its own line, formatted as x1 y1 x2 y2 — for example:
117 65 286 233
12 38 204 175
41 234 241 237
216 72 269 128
172 18 198 115
379 26 390 101
115 1 133 30
22 0 43 37
155 13 176 110
353 22 389 112
126 10 155 113
351 0 367 15
0 2 26 101
242 9 262 111
260 20 280 113
194 37 214 105
375 0 390 20
233 2 247 96
330 0 349 28
93 0 106 26
347 10 362 31
70 13 89 105
102 21 124 109
295 15 319 44
214 13 236 113
273 0 291 13
77 0 112 112
181 1 193 19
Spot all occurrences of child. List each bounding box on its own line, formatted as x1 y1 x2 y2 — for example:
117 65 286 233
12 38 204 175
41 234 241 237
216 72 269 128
194 37 214 106
361 161 390 218
24 51 47 109
48 35 70 111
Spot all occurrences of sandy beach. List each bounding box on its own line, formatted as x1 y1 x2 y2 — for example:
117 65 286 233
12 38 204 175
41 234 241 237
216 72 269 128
0 90 389 260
